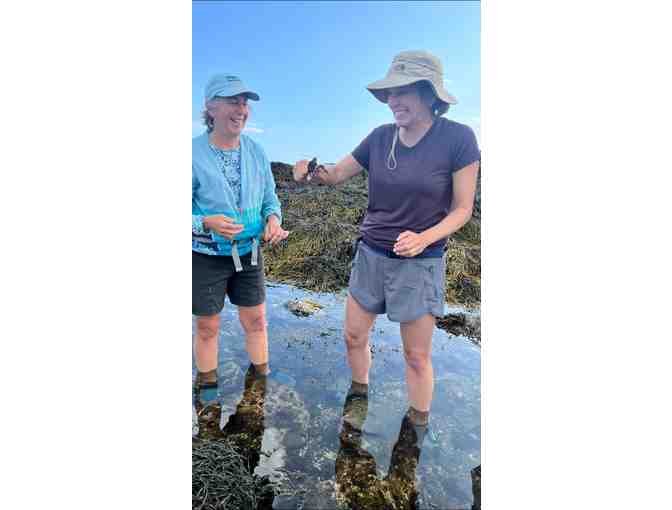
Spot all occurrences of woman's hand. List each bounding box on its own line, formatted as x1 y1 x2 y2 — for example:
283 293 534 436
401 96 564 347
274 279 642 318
293 160 310 182
293 159 328 183
393 231 430 257
203 215 244 240
263 215 289 246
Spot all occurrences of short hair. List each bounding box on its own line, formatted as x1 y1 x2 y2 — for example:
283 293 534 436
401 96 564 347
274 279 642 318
201 98 218 133
201 110 215 133
416 81 449 117
202 110 214 133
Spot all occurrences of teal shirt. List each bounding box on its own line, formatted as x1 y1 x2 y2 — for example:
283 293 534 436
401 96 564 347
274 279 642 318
192 133 282 256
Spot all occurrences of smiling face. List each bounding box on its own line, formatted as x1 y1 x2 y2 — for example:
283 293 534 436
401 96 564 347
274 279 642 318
385 84 433 129
208 94 250 137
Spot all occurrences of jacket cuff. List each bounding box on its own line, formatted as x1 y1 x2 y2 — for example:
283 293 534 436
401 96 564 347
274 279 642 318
264 211 282 225
193 215 208 235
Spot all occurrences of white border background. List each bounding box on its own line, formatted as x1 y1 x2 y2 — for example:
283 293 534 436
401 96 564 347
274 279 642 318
483 0 672 508
1 1 671 508
0 2 192 508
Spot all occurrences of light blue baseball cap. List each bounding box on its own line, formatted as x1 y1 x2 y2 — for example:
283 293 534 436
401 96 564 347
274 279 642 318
204 73 260 102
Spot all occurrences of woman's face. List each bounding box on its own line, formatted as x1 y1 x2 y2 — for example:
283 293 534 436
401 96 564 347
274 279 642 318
209 94 250 137
386 85 432 128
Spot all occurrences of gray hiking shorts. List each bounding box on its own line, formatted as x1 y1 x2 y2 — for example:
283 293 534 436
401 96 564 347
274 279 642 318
348 240 446 323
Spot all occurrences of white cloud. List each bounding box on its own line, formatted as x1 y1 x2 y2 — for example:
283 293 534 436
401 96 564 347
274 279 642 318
244 126 264 134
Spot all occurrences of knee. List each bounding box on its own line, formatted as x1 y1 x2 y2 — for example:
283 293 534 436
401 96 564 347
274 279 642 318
241 311 266 334
196 317 219 342
344 326 368 350
404 349 431 373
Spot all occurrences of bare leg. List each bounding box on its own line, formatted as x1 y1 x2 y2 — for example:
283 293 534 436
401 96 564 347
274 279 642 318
400 314 435 413
238 303 269 371
344 294 377 384
194 314 220 373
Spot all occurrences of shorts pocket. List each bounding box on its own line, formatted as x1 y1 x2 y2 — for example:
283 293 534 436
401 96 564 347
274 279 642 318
424 259 446 318
425 264 439 303
348 248 363 288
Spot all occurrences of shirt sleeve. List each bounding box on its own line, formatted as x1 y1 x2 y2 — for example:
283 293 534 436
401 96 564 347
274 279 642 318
452 125 481 173
351 128 375 170
192 167 210 236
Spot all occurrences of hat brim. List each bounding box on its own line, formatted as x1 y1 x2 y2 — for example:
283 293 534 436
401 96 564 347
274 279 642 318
366 76 457 105
241 90 260 101
207 89 260 102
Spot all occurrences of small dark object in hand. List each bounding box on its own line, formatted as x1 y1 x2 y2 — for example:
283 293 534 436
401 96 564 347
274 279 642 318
307 157 325 179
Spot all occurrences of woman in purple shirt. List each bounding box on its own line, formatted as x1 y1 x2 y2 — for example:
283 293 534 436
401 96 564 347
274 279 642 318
293 51 480 435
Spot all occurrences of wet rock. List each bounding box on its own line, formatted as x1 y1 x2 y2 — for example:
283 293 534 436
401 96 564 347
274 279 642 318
471 465 481 510
436 313 481 344
286 299 324 317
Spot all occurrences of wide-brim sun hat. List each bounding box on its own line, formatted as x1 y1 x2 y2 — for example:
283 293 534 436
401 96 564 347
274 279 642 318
205 73 260 102
366 50 457 106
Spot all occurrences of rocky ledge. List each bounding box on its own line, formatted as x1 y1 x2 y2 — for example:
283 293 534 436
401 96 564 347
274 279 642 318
262 162 481 343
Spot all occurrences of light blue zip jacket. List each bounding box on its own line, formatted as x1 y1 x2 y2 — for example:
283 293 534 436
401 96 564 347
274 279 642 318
192 132 282 257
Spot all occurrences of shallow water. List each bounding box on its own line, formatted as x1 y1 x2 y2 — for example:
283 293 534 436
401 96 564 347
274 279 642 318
193 283 480 510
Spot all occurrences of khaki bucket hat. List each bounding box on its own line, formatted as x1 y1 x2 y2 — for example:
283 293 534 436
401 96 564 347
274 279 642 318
366 50 457 106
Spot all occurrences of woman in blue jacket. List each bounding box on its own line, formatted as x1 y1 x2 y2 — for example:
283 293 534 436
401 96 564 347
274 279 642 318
192 73 288 394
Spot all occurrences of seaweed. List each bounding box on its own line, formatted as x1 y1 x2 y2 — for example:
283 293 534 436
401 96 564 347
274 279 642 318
265 162 481 307
192 438 273 510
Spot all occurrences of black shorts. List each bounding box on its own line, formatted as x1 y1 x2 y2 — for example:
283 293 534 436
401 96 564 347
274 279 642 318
192 249 266 316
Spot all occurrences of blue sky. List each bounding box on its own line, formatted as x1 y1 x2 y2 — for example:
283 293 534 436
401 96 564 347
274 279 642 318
193 1 480 164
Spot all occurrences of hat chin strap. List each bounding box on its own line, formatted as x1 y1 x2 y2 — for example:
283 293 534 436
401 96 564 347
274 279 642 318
387 127 399 170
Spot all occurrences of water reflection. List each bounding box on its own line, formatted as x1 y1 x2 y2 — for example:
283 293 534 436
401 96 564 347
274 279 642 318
195 364 267 459
192 283 480 510
336 392 426 509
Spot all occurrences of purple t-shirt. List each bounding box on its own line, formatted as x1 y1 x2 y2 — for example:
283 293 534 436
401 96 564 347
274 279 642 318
352 118 480 252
